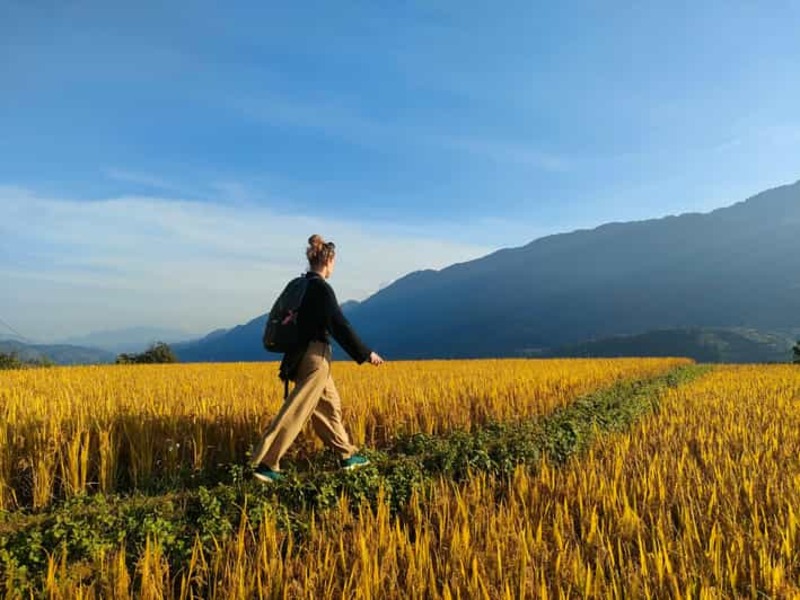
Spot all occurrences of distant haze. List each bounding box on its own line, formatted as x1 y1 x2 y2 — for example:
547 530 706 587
58 327 202 353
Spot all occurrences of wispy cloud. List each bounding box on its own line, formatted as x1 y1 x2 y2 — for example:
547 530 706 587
233 93 391 146
104 168 189 194
232 93 570 172
430 134 570 172
0 186 493 340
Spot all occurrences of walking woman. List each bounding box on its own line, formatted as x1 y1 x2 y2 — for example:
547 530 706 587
251 235 384 482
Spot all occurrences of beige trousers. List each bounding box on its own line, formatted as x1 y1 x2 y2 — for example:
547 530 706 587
251 341 357 470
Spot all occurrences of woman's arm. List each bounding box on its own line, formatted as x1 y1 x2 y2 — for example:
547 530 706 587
321 283 373 364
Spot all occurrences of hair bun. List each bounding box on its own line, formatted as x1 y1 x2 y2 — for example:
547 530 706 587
306 234 335 268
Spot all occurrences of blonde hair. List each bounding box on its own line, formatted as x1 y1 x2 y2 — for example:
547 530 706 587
306 234 336 269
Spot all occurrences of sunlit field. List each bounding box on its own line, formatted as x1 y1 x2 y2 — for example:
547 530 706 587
35 362 792 600
171 363 794 599
0 357 683 510
9 358 798 597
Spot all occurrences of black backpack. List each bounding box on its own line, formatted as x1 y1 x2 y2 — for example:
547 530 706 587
263 276 310 354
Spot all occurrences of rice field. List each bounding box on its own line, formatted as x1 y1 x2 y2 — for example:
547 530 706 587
4 359 800 598
0 357 682 509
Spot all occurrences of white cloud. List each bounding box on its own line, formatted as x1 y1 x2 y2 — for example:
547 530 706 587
0 187 493 341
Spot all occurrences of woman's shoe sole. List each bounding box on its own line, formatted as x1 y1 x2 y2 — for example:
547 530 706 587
341 459 370 471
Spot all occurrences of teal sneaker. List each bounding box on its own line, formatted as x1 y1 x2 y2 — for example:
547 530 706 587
253 465 285 483
340 454 370 471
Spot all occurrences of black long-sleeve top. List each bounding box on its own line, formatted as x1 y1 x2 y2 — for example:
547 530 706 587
297 271 372 364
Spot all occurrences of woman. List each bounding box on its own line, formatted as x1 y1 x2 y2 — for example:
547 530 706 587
251 235 384 482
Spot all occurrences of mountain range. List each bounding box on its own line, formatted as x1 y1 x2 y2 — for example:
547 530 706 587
0 339 115 365
174 179 800 363
543 327 794 363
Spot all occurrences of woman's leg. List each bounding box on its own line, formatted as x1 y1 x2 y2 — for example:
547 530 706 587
310 374 357 459
250 342 330 470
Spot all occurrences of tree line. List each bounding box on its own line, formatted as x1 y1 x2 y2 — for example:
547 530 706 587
115 342 178 364
0 342 179 369
0 353 54 370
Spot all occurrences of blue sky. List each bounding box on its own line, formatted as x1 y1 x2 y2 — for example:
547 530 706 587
2 1 800 342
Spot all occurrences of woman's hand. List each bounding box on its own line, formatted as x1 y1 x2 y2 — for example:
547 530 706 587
368 351 384 366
